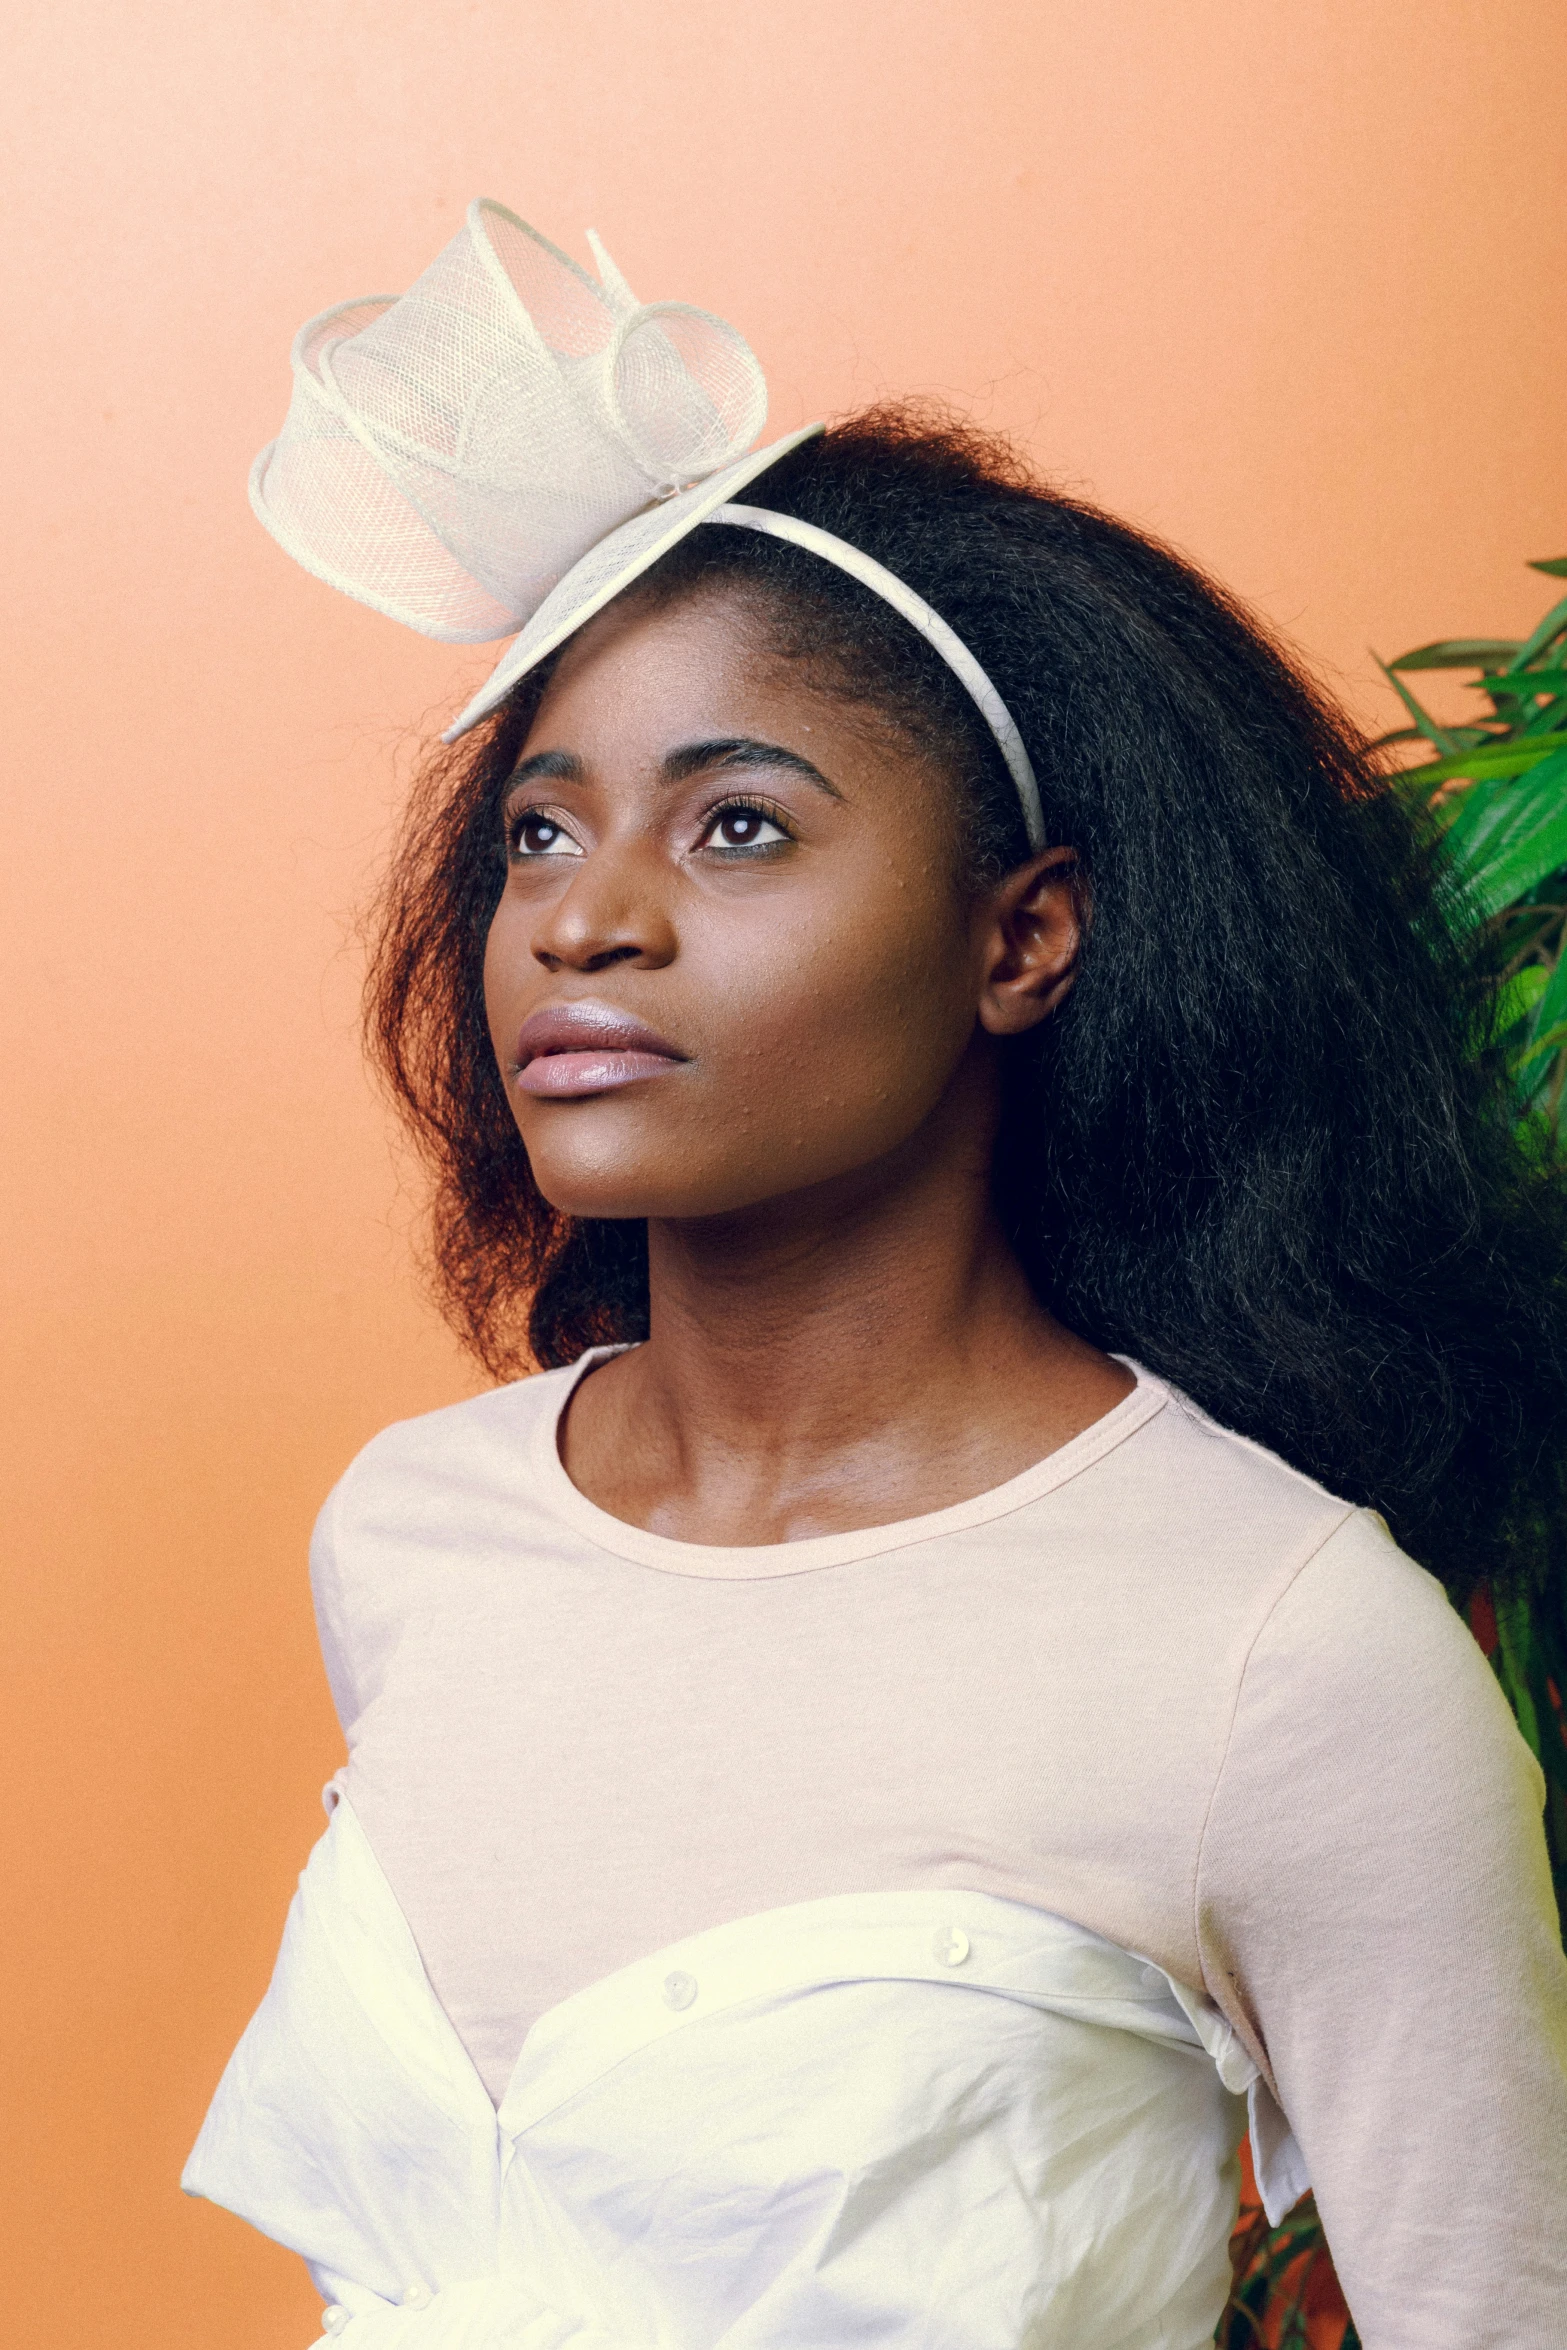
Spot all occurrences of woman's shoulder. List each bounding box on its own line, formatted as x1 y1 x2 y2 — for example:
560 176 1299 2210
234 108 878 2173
307 1364 581 1728
1128 1376 1510 1690
326 1361 577 1518
1126 1369 1351 1517
1241 1500 1528 1756
1091 1368 1364 1610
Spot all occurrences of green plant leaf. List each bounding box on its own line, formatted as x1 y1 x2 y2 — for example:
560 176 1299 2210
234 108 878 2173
1496 1595 1546 1763
1406 726 1509 766
1368 724 1427 749
1443 750 1567 921
1529 948 1567 1037
1507 592 1567 673
1516 944 1567 1087
1519 1019 1567 1071
1375 658 1465 756
1496 965 1550 1034
1528 557 1567 578
1519 1045 1561 1108
1396 738 1567 786
1389 637 1522 671
1481 668 1567 699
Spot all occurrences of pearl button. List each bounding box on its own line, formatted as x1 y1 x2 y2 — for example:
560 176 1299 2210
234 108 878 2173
321 2312 349 2337
932 1926 970 1966
1140 1965 1164 1989
402 2283 431 2308
662 1969 698 2010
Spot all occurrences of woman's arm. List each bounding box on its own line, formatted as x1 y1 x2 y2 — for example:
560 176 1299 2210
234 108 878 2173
1196 1510 1567 2348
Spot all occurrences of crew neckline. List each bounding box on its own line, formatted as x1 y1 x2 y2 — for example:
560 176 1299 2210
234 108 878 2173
527 1346 1169 1579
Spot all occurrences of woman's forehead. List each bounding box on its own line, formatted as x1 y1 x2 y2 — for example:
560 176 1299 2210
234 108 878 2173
520 589 860 770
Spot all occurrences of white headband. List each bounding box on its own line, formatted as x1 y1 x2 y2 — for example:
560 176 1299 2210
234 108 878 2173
250 199 1045 852
704 505 1044 849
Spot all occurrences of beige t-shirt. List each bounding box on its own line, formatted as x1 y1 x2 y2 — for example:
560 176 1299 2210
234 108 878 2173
312 1351 1567 2346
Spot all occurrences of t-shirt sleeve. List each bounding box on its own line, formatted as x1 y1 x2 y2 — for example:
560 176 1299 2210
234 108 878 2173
1195 1507 1567 2349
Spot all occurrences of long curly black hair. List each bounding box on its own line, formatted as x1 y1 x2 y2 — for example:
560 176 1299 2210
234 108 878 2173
366 405 1567 1606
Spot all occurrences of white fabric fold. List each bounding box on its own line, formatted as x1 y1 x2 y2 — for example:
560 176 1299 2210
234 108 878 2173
186 1796 1305 2349
309 2274 617 2349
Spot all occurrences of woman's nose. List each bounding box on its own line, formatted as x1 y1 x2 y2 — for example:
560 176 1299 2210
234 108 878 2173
529 845 678 974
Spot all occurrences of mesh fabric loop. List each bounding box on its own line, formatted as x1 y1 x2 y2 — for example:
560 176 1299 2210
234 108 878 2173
253 201 1047 854
604 303 769 492
250 200 768 644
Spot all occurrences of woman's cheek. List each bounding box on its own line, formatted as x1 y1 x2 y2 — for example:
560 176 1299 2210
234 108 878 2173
481 897 530 1065
709 913 974 1176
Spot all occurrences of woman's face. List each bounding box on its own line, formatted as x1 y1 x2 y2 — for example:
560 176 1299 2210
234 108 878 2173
483 587 1074 1223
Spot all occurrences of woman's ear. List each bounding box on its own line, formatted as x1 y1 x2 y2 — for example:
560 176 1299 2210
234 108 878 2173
976 847 1084 1036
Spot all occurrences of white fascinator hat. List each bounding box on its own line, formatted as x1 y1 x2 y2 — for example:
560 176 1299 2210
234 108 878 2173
252 201 1045 849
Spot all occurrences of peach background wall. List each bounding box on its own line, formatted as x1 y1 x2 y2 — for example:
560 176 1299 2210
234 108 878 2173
3 4 1564 2343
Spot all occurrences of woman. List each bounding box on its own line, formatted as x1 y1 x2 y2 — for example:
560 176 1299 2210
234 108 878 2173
187 207 1567 2348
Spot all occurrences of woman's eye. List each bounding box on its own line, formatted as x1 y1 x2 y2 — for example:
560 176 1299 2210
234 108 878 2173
511 812 583 858
703 803 790 852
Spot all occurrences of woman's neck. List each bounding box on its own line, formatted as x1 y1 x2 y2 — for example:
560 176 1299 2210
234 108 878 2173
557 1060 1134 1545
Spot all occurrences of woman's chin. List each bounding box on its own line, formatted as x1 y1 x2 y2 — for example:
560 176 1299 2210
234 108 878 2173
529 1158 807 1226
527 1160 728 1222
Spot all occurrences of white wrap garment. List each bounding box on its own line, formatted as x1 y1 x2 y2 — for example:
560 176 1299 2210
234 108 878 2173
184 1788 1306 2350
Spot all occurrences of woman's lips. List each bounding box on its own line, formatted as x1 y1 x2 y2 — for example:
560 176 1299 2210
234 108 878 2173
512 1003 687 1099
518 1047 683 1097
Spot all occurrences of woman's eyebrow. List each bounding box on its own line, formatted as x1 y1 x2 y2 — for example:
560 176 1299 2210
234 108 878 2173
504 748 583 791
662 738 844 800
504 738 843 800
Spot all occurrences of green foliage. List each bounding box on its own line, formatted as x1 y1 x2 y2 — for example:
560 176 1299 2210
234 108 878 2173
1217 556 1567 2350
1220 2190 1357 2349
1378 568 1567 1920
1374 558 1567 1144
1484 1585 1567 1928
